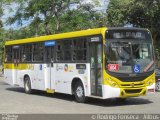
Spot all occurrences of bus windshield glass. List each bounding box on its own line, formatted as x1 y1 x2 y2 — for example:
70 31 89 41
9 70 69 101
105 29 154 74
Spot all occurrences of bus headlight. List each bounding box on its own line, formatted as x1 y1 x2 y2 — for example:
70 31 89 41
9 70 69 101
147 78 154 86
106 78 119 88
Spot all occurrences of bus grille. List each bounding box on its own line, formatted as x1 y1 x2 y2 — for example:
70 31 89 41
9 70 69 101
117 76 147 82
109 70 154 82
125 89 142 94
120 83 145 88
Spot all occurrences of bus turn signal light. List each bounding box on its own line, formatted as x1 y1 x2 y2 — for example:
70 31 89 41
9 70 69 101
106 78 119 88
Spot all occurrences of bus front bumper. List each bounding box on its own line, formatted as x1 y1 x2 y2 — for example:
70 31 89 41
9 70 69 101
102 83 155 99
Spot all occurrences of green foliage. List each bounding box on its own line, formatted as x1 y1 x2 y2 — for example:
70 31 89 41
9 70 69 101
0 0 11 28
6 0 105 37
58 4 105 32
0 0 14 64
107 0 160 35
107 0 160 32
7 0 75 35
0 0 106 63
106 0 160 65
106 0 130 27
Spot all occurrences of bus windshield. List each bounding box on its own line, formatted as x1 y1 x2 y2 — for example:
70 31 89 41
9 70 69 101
106 41 154 74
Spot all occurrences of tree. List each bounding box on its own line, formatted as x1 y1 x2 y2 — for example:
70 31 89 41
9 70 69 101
106 0 160 66
0 0 14 64
7 0 105 37
7 0 75 35
126 0 160 42
107 0 160 34
106 0 130 27
0 0 106 65
57 3 106 32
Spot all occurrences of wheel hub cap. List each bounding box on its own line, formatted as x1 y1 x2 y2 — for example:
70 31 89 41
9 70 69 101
76 86 83 98
25 81 29 91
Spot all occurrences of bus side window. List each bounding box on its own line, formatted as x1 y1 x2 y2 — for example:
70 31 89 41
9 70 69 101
5 46 12 63
22 44 32 62
63 40 72 61
55 38 87 62
33 43 44 62
56 41 63 61
72 38 87 61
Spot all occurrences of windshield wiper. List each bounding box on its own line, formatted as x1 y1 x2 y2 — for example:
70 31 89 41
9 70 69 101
143 60 154 72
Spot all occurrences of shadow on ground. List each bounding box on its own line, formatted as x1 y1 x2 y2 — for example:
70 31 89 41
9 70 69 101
5 86 153 107
1 82 9 85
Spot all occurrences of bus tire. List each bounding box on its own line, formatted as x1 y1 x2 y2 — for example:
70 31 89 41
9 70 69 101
156 81 160 92
74 81 86 103
24 76 32 94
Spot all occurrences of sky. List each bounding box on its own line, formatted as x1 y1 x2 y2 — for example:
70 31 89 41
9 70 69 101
2 0 110 30
82 0 109 12
1 3 18 29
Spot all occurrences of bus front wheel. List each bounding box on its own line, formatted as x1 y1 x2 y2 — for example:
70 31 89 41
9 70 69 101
74 81 86 103
24 76 32 94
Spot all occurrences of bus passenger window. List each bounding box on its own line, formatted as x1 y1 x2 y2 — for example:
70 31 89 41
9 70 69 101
5 54 12 62
56 51 63 61
64 51 71 60
22 54 32 62
56 40 72 61
5 46 12 62
22 44 32 62
56 42 63 61
33 43 44 62
63 41 72 61
22 54 26 62
72 38 87 61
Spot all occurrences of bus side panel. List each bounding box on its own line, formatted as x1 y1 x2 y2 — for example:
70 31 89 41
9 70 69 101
30 64 45 90
54 63 90 96
4 63 27 87
4 64 13 85
102 85 121 98
16 64 26 87
17 64 34 88
44 64 52 90
12 63 45 91
86 64 91 96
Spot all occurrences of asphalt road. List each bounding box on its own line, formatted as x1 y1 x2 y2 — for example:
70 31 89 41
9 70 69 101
0 77 160 114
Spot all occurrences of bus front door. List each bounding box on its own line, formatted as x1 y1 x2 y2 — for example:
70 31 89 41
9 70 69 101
89 42 102 96
13 46 20 85
45 46 55 91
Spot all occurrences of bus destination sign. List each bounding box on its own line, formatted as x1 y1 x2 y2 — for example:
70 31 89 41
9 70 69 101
113 32 143 39
45 41 56 47
106 29 151 40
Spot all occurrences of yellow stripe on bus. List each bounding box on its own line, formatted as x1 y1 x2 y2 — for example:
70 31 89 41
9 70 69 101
4 63 34 70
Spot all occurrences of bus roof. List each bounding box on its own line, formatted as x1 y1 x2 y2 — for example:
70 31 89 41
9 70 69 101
5 27 107 46
107 27 148 31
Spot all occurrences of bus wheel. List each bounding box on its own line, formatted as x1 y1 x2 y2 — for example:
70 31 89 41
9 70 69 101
74 81 86 103
24 76 32 94
156 81 160 92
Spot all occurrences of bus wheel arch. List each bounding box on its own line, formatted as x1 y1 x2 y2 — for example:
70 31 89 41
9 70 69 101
24 75 32 94
71 78 87 103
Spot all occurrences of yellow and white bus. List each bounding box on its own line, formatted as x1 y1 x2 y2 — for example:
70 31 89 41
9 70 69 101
4 27 155 102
